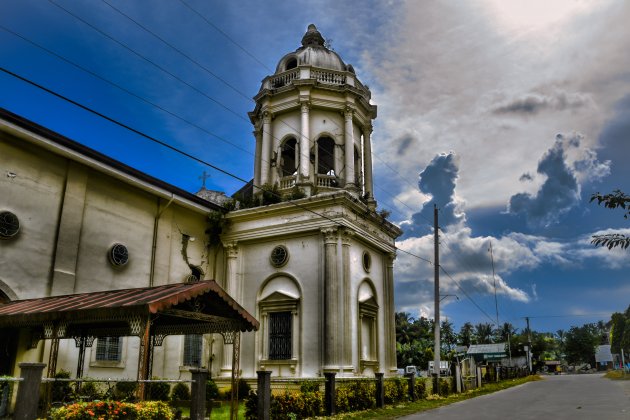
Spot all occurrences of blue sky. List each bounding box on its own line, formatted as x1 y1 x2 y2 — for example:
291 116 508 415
1 0 628 334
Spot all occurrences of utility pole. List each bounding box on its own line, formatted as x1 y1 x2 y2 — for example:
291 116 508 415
525 316 532 372
433 205 441 388
489 242 511 364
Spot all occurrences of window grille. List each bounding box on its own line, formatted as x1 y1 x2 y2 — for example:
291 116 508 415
183 334 203 367
269 312 292 360
95 337 122 362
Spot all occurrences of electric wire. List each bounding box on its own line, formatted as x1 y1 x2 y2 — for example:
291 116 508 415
0 65 432 265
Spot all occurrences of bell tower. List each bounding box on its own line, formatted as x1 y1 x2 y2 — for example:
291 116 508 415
249 24 377 209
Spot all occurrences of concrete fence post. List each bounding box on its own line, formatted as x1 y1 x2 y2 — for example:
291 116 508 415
14 363 46 420
455 364 462 393
476 366 483 388
405 373 416 401
324 372 336 416
375 373 384 408
256 371 271 420
189 368 208 420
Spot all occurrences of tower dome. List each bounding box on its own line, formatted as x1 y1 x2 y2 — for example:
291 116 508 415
274 24 351 74
250 24 376 207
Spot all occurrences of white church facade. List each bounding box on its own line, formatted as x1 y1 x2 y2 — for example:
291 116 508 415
0 24 401 382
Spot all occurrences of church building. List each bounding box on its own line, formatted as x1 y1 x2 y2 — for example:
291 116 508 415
0 24 401 383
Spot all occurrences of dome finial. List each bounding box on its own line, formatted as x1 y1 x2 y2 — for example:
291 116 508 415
302 24 325 47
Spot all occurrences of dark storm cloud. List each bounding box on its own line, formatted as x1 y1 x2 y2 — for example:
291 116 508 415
598 93 630 180
493 92 589 116
401 153 464 238
508 137 580 226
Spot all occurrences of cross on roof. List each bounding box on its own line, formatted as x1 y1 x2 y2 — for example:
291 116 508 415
199 170 210 189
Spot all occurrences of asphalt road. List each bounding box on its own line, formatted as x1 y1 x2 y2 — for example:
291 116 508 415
400 374 630 420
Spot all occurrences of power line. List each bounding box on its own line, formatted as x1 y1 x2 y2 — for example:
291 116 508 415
1 65 432 265
439 265 496 324
0 24 253 156
177 0 273 72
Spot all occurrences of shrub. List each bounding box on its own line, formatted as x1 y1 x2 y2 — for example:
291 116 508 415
49 400 173 420
384 378 407 404
335 381 375 413
271 391 324 419
439 378 450 396
170 383 190 401
414 379 427 400
299 381 320 393
77 380 104 401
51 370 73 403
146 379 170 401
244 390 258 420
206 379 219 401
114 381 138 401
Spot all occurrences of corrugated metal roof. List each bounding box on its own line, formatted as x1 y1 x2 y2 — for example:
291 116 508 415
0 280 258 332
467 343 507 354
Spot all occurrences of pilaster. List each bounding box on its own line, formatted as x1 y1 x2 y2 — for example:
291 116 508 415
322 227 339 370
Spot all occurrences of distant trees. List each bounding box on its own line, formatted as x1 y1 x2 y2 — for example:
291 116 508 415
474 323 494 344
564 324 600 365
590 190 630 250
610 305 630 358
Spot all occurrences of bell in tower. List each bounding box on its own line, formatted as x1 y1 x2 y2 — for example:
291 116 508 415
249 24 377 209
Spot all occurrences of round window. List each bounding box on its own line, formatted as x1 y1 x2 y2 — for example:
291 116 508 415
270 245 289 267
0 211 20 240
109 243 129 267
362 251 371 272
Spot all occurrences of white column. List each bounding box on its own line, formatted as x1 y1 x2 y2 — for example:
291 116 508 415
344 108 355 189
341 229 354 372
221 242 239 375
385 253 397 373
253 129 262 190
299 101 310 183
260 112 272 186
363 125 375 207
322 227 339 370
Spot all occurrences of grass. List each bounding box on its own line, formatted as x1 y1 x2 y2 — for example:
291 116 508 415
604 370 630 380
320 375 542 419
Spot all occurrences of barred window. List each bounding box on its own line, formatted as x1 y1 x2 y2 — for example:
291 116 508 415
95 337 122 362
269 312 292 360
183 334 203 367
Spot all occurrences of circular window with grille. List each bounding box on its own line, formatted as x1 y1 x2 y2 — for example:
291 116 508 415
0 211 20 240
362 251 371 272
270 245 289 267
108 243 129 267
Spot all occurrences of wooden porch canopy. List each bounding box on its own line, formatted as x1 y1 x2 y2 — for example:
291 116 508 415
0 280 258 382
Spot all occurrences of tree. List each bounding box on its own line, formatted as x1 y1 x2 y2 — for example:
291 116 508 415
458 322 474 347
564 324 599 365
494 322 517 343
590 190 630 250
441 320 457 354
474 323 494 344
610 313 625 354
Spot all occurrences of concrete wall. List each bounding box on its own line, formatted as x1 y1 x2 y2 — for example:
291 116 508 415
1 126 213 380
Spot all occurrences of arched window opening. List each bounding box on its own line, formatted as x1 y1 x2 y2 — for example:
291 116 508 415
280 138 298 177
285 57 298 70
0 290 9 304
317 137 335 175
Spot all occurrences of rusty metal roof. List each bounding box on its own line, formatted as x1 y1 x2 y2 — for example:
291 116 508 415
0 280 258 334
